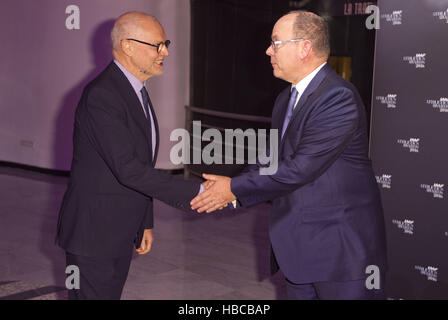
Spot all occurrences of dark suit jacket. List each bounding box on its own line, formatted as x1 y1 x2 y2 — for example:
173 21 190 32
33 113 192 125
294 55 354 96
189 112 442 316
56 62 201 258
231 64 387 284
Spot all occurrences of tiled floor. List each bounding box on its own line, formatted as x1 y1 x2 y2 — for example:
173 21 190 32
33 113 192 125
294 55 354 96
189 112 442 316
0 166 286 300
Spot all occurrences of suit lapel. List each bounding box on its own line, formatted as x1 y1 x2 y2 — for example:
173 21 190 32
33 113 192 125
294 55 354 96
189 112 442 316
279 63 331 151
108 62 154 163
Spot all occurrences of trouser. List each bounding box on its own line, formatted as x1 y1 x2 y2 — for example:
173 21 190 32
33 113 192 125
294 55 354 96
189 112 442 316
65 252 133 300
285 275 385 300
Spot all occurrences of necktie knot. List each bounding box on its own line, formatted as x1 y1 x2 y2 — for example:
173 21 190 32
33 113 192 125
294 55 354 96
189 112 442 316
288 87 299 109
141 86 149 104
281 87 299 138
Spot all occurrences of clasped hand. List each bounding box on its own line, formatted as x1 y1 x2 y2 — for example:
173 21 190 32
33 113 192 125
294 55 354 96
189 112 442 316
190 174 236 213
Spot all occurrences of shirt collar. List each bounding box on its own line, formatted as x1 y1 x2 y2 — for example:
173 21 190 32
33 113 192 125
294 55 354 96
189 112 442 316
292 62 327 94
114 59 145 94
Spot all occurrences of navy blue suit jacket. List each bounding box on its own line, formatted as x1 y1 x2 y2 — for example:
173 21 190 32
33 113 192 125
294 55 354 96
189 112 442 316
231 64 387 284
56 62 201 258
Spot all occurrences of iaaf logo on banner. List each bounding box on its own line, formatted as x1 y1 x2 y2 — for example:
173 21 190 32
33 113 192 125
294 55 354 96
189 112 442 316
376 174 392 189
420 183 444 199
381 10 403 25
426 97 448 113
433 9 448 23
392 219 414 235
415 266 438 282
397 138 420 153
376 94 397 109
403 54 426 69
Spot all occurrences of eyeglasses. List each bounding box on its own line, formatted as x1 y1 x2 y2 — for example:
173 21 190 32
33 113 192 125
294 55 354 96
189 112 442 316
126 38 171 53
270 38 304 51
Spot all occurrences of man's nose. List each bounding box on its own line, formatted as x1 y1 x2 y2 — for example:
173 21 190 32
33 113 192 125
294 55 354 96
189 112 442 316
160 46 170 57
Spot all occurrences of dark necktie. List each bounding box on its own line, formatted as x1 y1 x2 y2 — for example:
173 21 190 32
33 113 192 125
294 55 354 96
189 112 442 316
281 87 299 139
140 87 154 159
140 87 152 123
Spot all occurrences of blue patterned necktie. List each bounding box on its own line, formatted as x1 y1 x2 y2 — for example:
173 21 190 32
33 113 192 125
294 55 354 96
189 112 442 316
281 87 299 139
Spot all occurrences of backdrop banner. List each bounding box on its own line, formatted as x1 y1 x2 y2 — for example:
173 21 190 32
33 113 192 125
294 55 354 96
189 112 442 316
370 0 448 299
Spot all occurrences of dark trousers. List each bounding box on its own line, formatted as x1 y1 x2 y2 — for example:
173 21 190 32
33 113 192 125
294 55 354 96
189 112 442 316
286 276 386 300
65 252 132 300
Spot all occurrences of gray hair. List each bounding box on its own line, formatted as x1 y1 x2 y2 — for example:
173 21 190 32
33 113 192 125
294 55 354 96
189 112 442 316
110 12 159 50
288 11 330 58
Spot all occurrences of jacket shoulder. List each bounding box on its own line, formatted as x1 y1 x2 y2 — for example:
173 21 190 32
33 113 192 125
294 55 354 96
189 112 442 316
83 63 122 98
321 69 360 98
75 64 128 120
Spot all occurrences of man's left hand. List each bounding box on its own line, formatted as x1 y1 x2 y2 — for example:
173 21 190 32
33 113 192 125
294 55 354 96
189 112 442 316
136 229 154 255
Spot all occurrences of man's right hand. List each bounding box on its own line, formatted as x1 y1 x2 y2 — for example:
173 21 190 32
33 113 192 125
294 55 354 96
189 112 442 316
192 174 236 213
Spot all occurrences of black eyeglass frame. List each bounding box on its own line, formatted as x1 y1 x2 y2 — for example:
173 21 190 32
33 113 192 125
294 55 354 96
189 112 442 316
126 38 171 53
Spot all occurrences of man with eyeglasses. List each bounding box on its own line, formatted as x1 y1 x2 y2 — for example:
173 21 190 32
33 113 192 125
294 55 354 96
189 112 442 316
191 11 387 300
56 11 202 299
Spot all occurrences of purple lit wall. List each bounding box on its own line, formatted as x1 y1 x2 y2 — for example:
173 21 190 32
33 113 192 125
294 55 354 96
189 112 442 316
0 0 190 170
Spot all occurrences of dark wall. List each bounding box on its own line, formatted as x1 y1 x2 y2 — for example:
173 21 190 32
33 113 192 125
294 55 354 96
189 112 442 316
190 0 283 118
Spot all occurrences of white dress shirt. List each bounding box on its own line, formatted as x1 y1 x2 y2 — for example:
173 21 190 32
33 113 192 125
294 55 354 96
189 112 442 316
291 62 327 109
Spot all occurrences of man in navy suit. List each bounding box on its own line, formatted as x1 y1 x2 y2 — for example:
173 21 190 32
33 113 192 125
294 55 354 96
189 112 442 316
191 11 387 300
56 12 202 299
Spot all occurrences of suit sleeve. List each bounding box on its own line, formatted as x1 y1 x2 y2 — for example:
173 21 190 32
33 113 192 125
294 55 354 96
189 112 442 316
144 203 154 229
82 86 201 212
231 87 359 206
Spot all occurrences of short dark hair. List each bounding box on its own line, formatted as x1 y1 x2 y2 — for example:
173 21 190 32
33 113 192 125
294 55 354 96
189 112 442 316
288 11 330 58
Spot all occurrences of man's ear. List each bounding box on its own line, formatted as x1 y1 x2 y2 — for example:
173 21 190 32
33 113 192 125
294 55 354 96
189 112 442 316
299 40 313 60
121 40 133 57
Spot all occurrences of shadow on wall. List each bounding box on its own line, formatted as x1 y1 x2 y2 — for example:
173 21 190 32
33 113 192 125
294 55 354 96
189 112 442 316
44 19 115 295
53 19 115 172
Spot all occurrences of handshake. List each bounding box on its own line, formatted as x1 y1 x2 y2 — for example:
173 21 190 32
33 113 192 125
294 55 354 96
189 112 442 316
190 174 237 213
